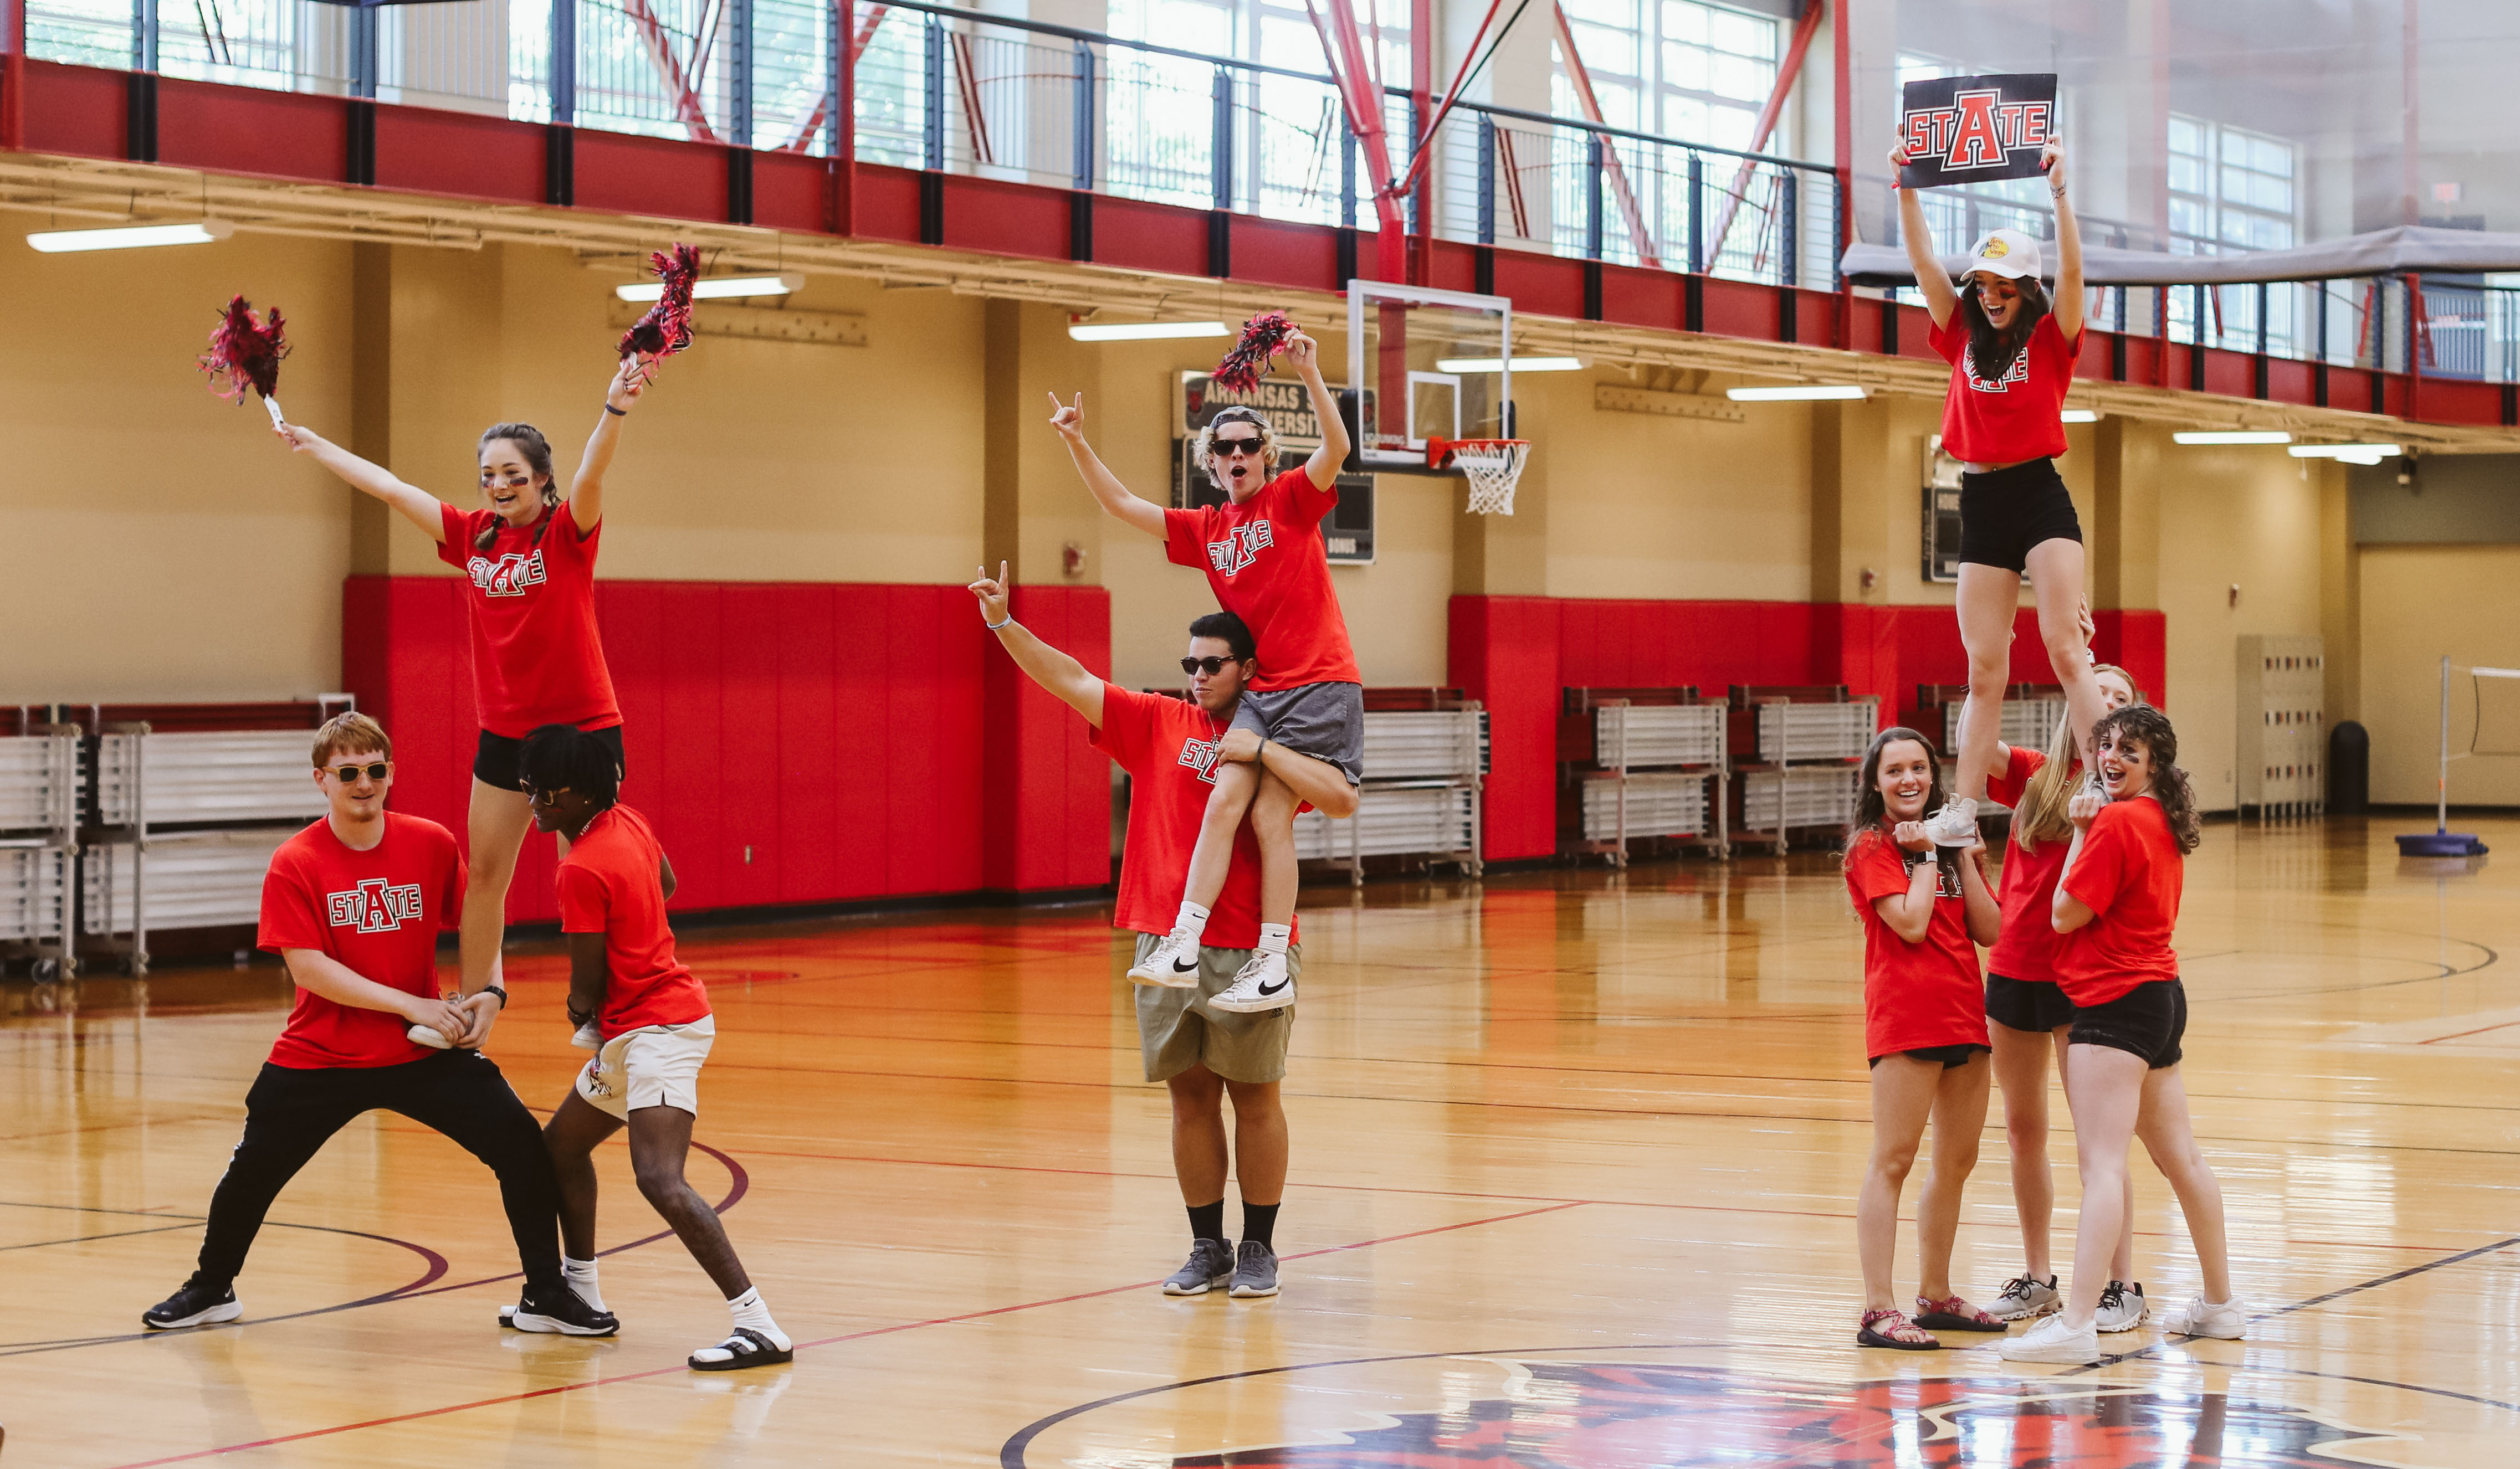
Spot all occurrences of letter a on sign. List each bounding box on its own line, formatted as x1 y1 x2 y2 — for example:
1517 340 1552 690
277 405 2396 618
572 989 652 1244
1897 73 2058 189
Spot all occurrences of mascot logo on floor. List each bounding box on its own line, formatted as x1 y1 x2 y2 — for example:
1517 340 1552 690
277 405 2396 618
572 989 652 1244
1170 1363 2403 1468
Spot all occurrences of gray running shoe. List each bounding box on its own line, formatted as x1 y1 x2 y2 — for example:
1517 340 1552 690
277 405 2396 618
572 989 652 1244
1989 1273 2060 1322
2096 1280 2148 1333
1162 1237 1236 1296
1229 1240 1280 1298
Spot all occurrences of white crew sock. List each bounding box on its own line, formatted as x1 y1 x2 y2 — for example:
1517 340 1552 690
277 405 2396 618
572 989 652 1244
1256 923 1291 957
1174 901 1212 944
562 1256 606 1312
727 1286 790 1349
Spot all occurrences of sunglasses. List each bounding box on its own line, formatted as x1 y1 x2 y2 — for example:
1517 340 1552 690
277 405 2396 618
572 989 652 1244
329 762 390 784
1180 656 1241 676
527 785 570 806
1210 436 1263 458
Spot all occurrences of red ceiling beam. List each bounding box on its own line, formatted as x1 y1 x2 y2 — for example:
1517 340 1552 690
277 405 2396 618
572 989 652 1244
1305 0 1408 280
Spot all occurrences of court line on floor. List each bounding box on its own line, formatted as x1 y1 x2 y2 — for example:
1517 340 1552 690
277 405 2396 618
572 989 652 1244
103 1201 1589 1468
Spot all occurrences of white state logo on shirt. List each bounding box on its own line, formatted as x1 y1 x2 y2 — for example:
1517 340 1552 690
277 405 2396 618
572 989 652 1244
1206 521 1274 576
1901 850 1964 899
467 549 547 597
326 878 425 933
1961 342 2031 394
1176 736 1220 785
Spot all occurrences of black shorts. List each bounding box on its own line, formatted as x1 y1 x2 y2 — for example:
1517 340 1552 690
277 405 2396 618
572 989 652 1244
1987 973 2077 1034
1868 1043 1990 1070
2069 979 2186 1069
1959 456 2083 574
474 723 625 793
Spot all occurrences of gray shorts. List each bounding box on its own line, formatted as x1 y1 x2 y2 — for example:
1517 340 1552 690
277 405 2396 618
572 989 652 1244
1135 932 1297 1084
1230 681 1365 785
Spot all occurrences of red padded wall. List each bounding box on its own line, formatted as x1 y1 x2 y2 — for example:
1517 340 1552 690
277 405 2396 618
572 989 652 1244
1447 595 1562 862
347 576 1093 923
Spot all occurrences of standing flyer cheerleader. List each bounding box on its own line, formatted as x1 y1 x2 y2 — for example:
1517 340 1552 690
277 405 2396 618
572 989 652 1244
276 355 649 1036
1892 138 2111 849
1981 655 2148 1329
2001 704 2244 1364
1843 728 2006 1350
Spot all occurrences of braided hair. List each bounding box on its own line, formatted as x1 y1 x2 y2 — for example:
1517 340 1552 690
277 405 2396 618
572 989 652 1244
472 422 560 552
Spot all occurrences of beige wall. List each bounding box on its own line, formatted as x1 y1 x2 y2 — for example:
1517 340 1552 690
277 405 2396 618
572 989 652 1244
2358 545 2520 807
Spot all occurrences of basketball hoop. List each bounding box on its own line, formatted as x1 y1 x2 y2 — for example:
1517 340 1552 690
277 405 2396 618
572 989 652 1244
1429 437 1531 515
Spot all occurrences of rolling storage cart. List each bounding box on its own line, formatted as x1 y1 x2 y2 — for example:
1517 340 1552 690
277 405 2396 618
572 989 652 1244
78 700 349 976
0 713 81 980
1290 689 1487 885
1559 687 1729 864
1730 686 1878 855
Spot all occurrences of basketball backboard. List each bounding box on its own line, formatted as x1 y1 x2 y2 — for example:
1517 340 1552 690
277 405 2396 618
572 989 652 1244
1345 280 1514 474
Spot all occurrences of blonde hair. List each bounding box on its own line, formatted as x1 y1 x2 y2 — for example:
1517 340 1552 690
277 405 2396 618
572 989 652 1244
311 711 392 769
1192 407 1279 486
2011 664 2140 852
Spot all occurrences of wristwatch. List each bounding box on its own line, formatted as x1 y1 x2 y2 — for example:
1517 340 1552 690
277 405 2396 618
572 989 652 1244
482 984 510 1010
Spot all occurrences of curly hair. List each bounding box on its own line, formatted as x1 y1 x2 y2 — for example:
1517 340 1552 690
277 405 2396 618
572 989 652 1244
518 723 620 813
1192 405 1278 486
2092 702 2202 855
2012 664 2144 854
1841 727 1953 891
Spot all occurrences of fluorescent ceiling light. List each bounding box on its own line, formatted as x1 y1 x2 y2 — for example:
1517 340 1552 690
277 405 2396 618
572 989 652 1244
1435 356 1585 373
616 272 802 302
2287 441 2402 461
2172 430 2293 445
1725 383 1867 401
2060 409 2101 423
27 219 233 253
1066 320 1231 341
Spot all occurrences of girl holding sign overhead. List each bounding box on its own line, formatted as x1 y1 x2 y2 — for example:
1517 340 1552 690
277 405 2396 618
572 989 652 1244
1889 136 2109 849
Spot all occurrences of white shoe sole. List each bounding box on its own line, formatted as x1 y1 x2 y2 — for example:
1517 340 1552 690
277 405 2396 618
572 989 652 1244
1208 988 1295 1014
144 1300 243 1331
1129 966 1201 989
1991 1300 2058 1323
509 1311 619 1337
1229 1280 1279 1298
1162 1276 1230 1297
2098 1309 2147 1333
1999 1335 2101 1364
2164 1320 2245 1340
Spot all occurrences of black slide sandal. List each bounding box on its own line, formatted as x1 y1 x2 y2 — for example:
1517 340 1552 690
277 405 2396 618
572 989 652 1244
690 1327 795 1372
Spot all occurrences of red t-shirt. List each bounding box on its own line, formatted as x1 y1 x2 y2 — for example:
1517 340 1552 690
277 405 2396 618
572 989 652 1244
1986 744 2073 983
1929 312 2082 464
436 500 622 739
257 813 465 1069
1844 826 1990 1059
2056 797 2184 1006
555 804 711 1039
1089 686 1289 951
1162 468 1360 691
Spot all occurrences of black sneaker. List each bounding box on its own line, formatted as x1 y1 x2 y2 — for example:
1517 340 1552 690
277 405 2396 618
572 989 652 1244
143 1275 243 1331
509 1285 621 1337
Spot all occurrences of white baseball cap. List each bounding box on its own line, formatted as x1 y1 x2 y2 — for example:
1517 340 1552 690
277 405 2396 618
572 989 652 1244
1965 228 2044 280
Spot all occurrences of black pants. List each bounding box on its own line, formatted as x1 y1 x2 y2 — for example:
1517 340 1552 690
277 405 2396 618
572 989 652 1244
196 1049 562 1295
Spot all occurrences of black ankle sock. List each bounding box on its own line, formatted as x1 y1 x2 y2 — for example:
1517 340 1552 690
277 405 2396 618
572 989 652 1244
1241 1201 1280 1250
1187 1200 1227 1244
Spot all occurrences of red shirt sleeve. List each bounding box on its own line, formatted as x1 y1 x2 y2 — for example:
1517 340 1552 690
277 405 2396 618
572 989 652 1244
257 848 326 954
1090 685 1161 769
1987 744 2045 808
1927 313 1966 366
434 501 472 569
2063 806 2135 917
555 859 611 936
549 499 601 558
1846 832 1916 910
1162 508 1207 569
1274 468 1337 528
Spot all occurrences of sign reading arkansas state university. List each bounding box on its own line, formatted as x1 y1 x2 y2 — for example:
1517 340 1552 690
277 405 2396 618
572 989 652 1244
1897 73 2058 189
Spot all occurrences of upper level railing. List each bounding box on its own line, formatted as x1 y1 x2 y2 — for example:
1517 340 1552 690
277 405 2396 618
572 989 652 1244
23 0 1843 290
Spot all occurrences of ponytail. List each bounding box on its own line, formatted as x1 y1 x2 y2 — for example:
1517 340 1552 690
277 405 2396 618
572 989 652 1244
473 422 559 551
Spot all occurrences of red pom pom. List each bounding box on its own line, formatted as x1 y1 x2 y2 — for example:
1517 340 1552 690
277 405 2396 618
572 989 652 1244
200 295 288 403
1211 311 1295 393
618 243 703 362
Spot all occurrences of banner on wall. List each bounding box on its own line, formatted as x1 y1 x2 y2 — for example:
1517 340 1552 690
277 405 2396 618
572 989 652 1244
1897 73 2058 189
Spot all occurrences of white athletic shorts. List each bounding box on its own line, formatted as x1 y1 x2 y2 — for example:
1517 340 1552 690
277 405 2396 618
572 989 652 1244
574 1014 716 1121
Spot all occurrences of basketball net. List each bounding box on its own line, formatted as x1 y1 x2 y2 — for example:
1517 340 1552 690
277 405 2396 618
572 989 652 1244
1429 438 1532 516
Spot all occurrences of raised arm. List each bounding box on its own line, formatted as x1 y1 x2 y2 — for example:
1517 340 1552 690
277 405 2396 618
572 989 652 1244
1047 392 1167 540
2045 140 2085 341
1889 145 1959 330
567 356 649 532
281 948 467 1041
1283 329 1349 489
275 423 447 543
968 563 1105 726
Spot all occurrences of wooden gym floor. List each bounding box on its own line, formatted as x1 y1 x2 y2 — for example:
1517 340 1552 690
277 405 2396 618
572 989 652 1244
4 814 2518 1466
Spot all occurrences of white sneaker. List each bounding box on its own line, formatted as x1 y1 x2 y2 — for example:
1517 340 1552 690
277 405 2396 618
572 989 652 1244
571 1020 605 1050
2095 1280 2148 1333
1922 797 1980 846
407 1023 454 1050
2159 1294 2247 1340
1128 929 1204 989
1999 1312 2101 1364
1988 1273 2059 1322
1207 951 1296 1013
